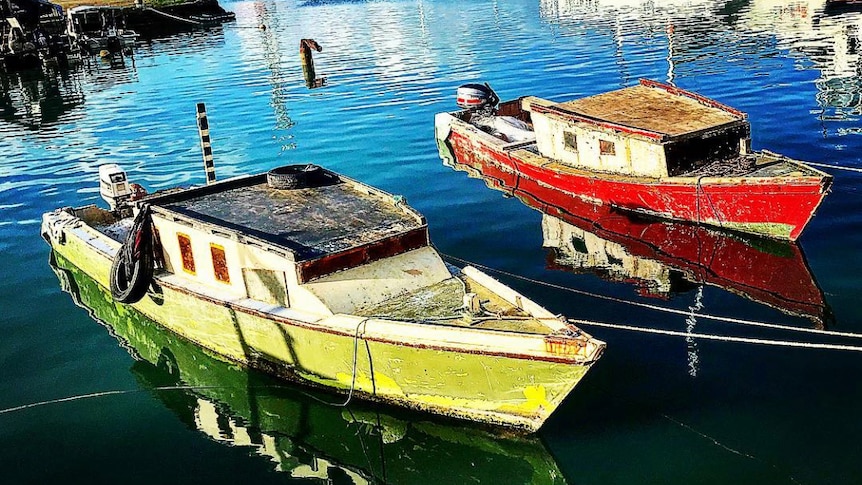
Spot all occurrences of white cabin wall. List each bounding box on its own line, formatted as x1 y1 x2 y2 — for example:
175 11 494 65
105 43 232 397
533 112 557 161
533 112 669 178
630 138 667 177
301 246 453 314
150 216 452 316
153 216 332 315
153 217 247 298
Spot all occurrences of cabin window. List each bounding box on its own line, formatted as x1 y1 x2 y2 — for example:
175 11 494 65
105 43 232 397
563 131 578 152
210 244 230 283
599 139 616 156
177 233 195 275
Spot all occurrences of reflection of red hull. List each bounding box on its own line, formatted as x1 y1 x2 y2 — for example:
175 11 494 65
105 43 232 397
443 147 828 325
445 127 830 241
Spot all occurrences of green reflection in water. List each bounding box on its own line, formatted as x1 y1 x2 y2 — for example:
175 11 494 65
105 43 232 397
50 251 568 485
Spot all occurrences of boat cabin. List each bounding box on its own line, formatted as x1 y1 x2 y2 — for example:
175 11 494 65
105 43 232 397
447 79 756 179
523 80 752 178
66 5 135 53
140 167 452 316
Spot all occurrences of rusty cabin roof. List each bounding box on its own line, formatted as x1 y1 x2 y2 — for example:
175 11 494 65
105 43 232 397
544 80 746 140
146 170 427 263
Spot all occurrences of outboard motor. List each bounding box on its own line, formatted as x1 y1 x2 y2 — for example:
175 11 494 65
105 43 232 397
99 164 131 212
456 83 500 112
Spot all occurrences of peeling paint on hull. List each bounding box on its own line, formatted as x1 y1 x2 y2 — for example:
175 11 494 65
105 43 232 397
445 124 830 241
445 152 829 325
43 213 600 432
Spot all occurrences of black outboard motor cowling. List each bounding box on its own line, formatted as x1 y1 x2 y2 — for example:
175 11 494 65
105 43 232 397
456 83 500 111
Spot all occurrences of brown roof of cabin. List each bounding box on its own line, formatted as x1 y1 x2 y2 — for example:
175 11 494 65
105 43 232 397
553 84 742 137
153 173 425 261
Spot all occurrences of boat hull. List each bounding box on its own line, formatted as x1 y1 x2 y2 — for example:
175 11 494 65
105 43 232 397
445 148 828 324
42 210 599 432
442 117 830 240
51 251 569 483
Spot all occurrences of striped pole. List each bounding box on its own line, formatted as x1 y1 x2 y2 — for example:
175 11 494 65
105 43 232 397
196 103 216 185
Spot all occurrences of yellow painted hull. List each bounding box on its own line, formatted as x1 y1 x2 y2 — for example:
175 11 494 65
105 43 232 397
44 212 600 431
52 253 569 483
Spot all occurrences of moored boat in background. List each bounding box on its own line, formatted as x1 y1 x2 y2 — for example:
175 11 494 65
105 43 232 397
435 79 833 241
66 5 136 55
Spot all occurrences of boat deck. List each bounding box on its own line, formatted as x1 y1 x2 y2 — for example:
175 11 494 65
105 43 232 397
355 274 553 335
514 144 822 180
153 174 425 261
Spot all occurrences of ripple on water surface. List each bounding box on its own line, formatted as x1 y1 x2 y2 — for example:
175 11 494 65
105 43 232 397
3 0 862 482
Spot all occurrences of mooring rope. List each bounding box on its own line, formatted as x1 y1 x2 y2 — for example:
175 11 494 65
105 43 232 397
806 161 862 174
568 319 862 352
144 7 204 26
303 318 370 408
440 253 862 340
0 385 232 416
341 318 369 407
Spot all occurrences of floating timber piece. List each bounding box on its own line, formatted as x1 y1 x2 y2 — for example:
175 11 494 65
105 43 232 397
299 38 325 89
42 163 605 432
435 79 833 241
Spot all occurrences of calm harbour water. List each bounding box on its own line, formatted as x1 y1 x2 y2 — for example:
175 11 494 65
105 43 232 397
3 0 862 483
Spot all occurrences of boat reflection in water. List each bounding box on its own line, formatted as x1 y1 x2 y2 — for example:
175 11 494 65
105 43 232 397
50 252 568 485
439 141 830 328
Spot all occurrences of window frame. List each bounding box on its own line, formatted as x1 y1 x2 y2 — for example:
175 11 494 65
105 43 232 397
177 233 196 275
563 131 578 152
210 243 230 284
599 139 616 156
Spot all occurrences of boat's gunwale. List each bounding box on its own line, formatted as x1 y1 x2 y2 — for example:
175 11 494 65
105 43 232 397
44 207 603 366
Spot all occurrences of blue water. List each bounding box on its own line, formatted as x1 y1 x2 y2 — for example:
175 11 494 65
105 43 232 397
3 0 862 482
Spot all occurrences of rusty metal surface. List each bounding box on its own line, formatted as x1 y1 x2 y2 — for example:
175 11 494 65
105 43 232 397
163 180 423 260
555 85 741 138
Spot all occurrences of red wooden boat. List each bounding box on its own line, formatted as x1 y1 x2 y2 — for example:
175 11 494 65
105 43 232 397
439 136 830 327
436 79 832 241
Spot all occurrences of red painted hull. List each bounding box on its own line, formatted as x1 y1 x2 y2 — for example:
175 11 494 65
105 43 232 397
443 140 829 325
446 127 830 241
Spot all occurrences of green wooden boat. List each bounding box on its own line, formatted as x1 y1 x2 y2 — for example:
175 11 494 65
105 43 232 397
51 252 570 483
42 164 604 431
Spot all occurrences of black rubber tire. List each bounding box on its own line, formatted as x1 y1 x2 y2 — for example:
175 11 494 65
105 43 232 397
267 164 322 189
110 244 153 304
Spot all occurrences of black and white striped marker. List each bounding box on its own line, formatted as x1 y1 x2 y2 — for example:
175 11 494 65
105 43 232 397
196 103 216 185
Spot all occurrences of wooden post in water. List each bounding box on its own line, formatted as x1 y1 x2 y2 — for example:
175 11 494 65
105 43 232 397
196 103 216 185
300 39 325 89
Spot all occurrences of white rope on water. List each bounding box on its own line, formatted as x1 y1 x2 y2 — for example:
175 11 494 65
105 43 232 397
144 7 204 26
441 253 862 340
0 385 229 416
806 161 862 174
568 319 862 352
